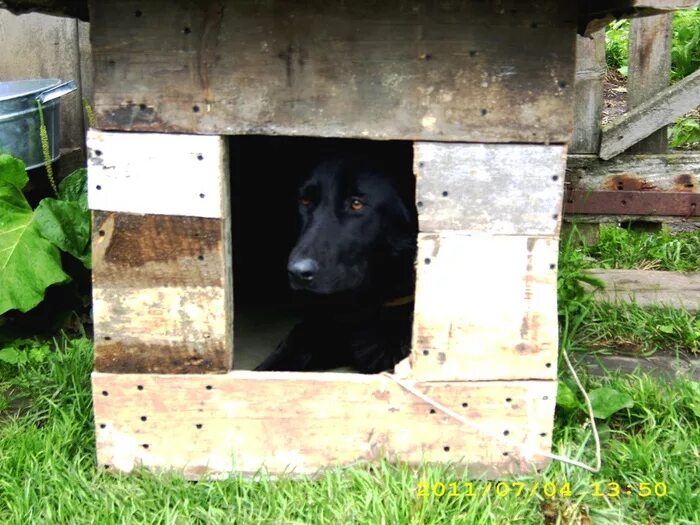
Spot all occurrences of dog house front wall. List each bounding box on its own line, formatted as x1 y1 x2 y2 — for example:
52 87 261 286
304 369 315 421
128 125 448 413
88 0 577 144
84 0 576 478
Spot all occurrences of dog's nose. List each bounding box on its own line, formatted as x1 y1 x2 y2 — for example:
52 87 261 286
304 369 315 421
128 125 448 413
287 258 319 282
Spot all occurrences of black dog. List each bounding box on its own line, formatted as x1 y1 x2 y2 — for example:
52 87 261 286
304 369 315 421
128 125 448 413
255 149 417 373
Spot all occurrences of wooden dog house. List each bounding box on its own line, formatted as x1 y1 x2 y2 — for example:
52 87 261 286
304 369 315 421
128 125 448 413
5 0 692 478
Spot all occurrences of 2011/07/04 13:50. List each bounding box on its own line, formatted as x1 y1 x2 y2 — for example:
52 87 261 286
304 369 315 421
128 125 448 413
416 481 668 498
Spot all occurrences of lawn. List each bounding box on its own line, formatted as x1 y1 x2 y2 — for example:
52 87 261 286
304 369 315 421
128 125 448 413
0 338 698 524
1 223 698 524
559 225 699 357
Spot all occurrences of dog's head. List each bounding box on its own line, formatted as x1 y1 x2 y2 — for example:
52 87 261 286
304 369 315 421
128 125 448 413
287 155 416 296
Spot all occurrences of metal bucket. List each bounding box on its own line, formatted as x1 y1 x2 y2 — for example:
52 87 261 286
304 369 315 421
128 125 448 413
0 79 77 170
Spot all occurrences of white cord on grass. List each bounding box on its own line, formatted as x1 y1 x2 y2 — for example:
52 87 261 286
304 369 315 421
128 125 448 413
381 349 601 473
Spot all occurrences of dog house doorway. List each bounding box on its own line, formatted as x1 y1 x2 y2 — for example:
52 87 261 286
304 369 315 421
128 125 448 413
229 136 415 371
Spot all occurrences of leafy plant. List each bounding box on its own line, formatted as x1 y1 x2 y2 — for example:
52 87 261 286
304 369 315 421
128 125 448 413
0 155 90 316
0 339 50 366
605 19 630 76
557 226 604 322
671 7 700 81
670 116 700 148
605 8 700 80
556 380 634 420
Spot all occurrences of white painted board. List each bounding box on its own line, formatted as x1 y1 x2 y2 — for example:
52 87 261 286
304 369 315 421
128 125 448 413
87 130 227 218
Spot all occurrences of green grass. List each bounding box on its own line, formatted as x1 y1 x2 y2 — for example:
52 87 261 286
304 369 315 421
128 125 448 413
574 302 699 356
590 226 700 272
558 225 699 356
1 224 698 524
1 336 699 524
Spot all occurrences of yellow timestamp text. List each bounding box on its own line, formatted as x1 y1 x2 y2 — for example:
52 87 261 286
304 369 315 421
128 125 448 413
416 481 668 499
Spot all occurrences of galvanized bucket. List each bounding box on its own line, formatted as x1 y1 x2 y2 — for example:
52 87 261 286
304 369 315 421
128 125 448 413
0 79 77 170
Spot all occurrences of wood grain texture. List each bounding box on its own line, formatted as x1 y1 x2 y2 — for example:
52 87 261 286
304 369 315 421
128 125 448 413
87 131 227 218
411 233 559 381
571 29 606 153
92 371 556 478
78 20 93 105
600 68 700 159
414 143 566 235
586 269 700 311
92 211 233 373
628 13 672 153
567 153 700 193
565 153 699 223
88 0 576 143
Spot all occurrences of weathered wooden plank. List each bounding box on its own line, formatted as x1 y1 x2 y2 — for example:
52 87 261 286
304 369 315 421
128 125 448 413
0 10 84 152
414 143 566 235
87 131 227 218
5 0 697 25
571 29 606 153
78 20 93 105
89 0 576 143
565 153 700 223
600 68 700 159
586 269 700 311
628 14 672 153
411 233 559 381
564 190 697 216
567 153 700 192
92 371 556 478
92 211 233 373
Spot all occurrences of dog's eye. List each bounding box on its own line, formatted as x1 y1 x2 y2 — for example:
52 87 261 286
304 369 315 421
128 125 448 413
350 198 365 211
299 197 312 207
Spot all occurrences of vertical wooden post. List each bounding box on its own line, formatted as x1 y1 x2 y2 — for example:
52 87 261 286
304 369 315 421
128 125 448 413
569 29 605 244
571 29 606 154
625 13 672 231
627 14 673 153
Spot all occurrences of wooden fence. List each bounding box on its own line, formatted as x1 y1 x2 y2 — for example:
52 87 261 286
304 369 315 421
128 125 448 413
567 13 699 232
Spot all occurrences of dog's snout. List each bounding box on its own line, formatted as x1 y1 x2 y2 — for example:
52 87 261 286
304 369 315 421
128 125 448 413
288 258 319 282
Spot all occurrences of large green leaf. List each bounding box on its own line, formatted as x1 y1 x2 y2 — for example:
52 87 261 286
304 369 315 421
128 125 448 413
0 181 70 315
34 198 91 268
589 387 634 419
0 154 28 190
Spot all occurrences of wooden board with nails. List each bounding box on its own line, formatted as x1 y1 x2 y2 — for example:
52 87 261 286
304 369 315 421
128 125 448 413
88 132 233 373
89 0 576 143
92 371 556 478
